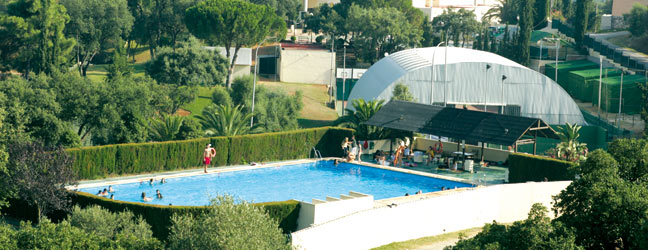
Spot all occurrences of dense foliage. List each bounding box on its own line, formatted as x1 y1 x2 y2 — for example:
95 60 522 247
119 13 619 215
146 37 229 87
67 127 352 180
391 83 415 102
185 0 286 87
2 141 77 221
61 0 134 76
507 153 576 183
447 203 582 250
168 196 291 249
68 191 301 240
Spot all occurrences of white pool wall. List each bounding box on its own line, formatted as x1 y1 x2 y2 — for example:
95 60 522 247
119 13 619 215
291 181 571 250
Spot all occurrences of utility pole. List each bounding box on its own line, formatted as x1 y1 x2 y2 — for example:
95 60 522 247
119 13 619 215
342 44 347 116
598 56 603 119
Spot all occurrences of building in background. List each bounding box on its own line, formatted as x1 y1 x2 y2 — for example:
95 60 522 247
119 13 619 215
413 0 497 21
612 0 648 16
205 47 253 79
347 47 586 125
255 43 335 85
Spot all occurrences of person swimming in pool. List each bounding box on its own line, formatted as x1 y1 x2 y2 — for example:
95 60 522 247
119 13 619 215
156 189 163 199
141 192 153 202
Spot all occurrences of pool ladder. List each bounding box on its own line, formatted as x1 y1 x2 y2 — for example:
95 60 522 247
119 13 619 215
311 147 322 159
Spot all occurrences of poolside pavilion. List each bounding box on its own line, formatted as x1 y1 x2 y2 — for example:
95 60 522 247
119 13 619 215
364 100 560 161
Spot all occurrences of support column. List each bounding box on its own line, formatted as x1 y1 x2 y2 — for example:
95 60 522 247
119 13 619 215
480 142 485 162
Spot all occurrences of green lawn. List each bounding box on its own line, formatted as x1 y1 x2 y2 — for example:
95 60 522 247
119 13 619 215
371 227 482 250
181 86 215 118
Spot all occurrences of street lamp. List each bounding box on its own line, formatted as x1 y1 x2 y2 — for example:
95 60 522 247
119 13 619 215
538 40 543 72
251 37 277 127
501 75 507 114
430 41 445 105
342 44 347 116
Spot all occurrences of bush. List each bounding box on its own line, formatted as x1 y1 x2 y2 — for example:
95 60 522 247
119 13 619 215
210 85 232 107
67 127 353 180
507 153 576 183
68 191 301 241
167 196 291 250
65 205 155 240
315 35 324 44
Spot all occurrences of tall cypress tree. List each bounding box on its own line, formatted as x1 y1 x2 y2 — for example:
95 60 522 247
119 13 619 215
533 0 550 29
574 0 592 51
517 0 535 66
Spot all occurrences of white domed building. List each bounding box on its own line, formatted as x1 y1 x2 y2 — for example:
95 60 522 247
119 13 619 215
346 47 586 125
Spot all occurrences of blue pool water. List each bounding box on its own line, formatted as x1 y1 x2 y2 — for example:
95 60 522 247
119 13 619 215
79 161 473 205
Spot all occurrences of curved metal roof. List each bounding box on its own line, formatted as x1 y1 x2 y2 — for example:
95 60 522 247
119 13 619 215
347 47 586 125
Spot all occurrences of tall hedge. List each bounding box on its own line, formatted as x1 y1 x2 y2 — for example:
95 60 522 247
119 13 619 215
68 127 353 180
68 192 300 240
507 153 576 183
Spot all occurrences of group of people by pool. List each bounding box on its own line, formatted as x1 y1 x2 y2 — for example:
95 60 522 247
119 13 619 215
341 135 362 162
95 178 168 202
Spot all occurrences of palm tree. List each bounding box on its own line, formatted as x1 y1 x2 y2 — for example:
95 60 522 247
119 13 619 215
338 99 391 140
147 114 184 141
198 104 253 136
554 123 588 161
482 0 518 24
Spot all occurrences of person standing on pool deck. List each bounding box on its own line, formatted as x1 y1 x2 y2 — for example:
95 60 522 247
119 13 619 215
203 144 216 173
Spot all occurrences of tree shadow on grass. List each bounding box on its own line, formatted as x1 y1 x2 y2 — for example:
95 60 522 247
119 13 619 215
298 118 335 128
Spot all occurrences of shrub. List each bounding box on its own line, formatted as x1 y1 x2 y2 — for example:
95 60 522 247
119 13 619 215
67 127 353 180
210 85 232 107
65 205 155 241
167 196 291 250
507 153 576 183
315 35 324 44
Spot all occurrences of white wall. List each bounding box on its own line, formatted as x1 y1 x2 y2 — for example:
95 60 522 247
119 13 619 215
232 65 251 79
291 181 571 250
297 192 374 230
280 49 335 84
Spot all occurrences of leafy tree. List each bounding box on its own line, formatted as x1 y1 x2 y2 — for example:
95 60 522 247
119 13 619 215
0 75 80 147
624 3 648 37
106 45 132 80
302 4 343 42
346 6 421 63
1 0 75 77
0 109 10 211
641 81 648 137
61 0 134 76
211 85 233 107
0 223 16 248
145 37 229 86
553 149 648 249
167 195 290 250
606 138 648 183
517 0 534 66
250 0 302 22
533 0 550 29
338 99 391 140
228 75 302 132
392 83 415 102
65 205 162 248
147 114 184 141
198 104 253 136
167 85 198 114
90 75 162 145
432 9 479 47
185 0 286 88
2 141 76 222
573 0 592 50
448 203 582 250
177 118 203 140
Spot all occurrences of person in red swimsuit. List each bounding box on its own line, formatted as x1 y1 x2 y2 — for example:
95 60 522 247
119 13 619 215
203 144 216 173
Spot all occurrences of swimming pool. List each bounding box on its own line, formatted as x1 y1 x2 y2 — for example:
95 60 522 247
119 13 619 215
78 160 473 205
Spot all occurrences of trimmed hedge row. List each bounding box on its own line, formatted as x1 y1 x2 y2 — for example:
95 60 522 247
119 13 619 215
507 153 577 183
68 127 353 180
69 191 301 240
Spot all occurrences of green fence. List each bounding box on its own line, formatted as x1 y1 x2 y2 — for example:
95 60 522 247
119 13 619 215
545 60 598 89
517 125 608 155
67 127 354 180
336 78 358 101
590 74 647 114
566 68 622 101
